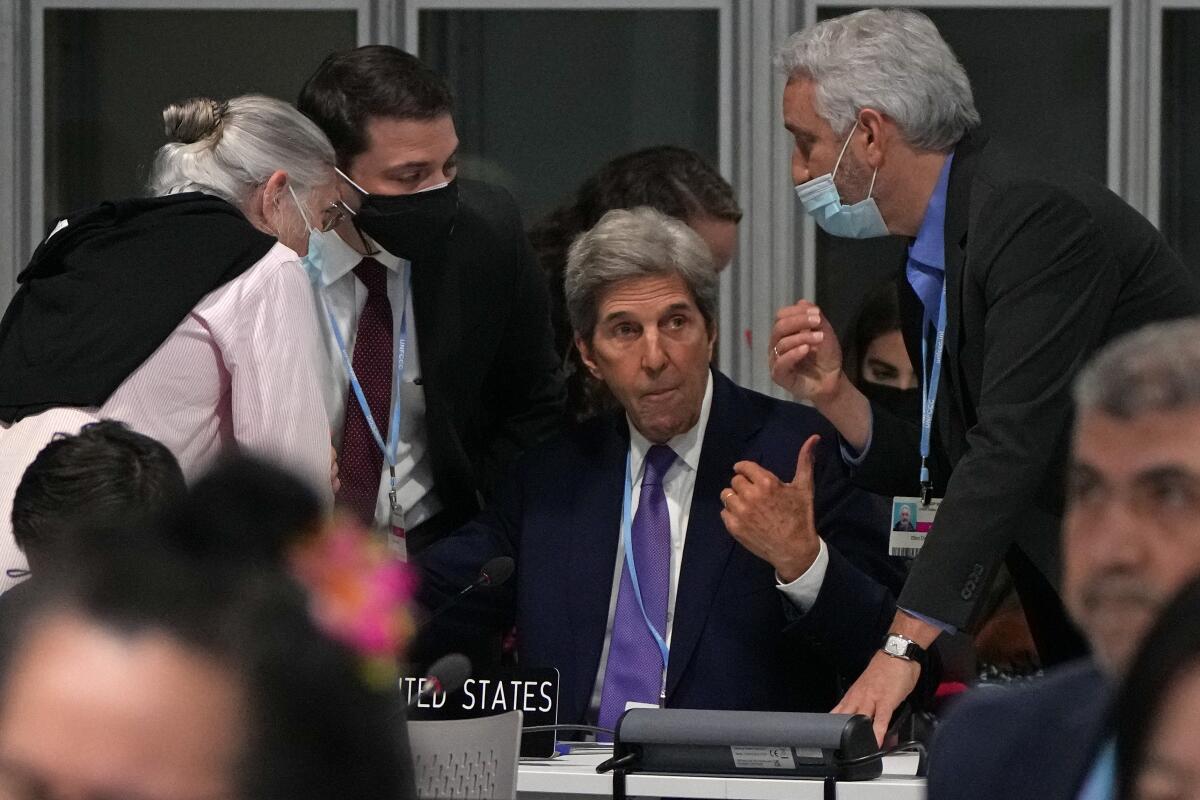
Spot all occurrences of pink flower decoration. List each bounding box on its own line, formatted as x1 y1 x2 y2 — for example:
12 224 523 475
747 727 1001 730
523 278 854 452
289 517 417 660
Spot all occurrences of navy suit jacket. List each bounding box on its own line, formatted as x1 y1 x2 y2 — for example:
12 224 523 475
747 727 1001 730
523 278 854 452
927 659 1111 800
416 371 912 725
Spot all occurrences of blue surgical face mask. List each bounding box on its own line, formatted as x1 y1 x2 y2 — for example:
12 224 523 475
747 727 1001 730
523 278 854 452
289 185 340 285
794 124 890 239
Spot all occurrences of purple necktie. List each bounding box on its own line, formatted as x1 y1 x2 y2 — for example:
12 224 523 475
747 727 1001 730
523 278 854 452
598 444 676 735
336 258 392 526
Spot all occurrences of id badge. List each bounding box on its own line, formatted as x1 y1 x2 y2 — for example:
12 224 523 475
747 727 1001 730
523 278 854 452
889 496 940 558
388 507 408 561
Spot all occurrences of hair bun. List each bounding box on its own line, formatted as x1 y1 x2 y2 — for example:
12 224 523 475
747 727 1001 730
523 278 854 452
162 97 227 144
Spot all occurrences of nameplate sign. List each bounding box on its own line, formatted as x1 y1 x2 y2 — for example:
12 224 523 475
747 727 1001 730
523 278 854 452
404 666 560 757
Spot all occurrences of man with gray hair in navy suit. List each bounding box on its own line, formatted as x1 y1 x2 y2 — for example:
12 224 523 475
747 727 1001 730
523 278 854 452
413 206 922 730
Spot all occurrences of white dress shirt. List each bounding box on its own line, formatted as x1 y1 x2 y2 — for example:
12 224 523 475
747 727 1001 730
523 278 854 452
306 230 441 531
101 243 332 501
587 373 831 719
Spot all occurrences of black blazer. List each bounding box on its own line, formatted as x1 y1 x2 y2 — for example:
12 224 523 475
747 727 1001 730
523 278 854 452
415 371 914 724
851 130 1200 630
409 179 564 542
927 660 1110 800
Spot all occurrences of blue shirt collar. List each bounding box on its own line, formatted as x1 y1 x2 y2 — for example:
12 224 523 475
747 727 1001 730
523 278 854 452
1076 738 1115 800
907 151 955 271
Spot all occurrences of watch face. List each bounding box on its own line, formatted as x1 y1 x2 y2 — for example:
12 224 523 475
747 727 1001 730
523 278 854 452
884 638 905 656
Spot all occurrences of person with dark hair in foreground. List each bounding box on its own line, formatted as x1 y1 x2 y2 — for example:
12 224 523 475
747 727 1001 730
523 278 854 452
0 546 411 800
1115 577 1200 800
530 145 741 422
928 318 1200 799
296 46 563 553
10 420 185 575
162 455 322 567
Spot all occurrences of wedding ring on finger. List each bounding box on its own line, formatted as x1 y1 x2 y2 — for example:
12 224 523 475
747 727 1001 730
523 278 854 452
772 345 781 359
720 489 735 507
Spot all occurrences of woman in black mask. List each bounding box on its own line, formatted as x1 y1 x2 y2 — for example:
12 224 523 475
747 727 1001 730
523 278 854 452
846 282 920 422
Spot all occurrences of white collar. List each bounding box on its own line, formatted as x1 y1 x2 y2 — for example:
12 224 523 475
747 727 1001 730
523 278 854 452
627 371 714 479
315 229 406 287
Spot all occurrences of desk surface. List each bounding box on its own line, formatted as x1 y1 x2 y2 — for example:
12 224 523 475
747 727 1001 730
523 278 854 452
518 749 925 799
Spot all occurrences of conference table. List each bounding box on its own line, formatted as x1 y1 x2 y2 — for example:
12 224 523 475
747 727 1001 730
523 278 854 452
517 748 925 799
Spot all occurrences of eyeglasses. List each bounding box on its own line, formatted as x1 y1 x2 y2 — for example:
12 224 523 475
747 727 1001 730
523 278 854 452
317 199 356 233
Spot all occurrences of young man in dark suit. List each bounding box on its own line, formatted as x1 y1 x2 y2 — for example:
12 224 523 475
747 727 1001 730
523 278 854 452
768 8 1200 740
416 208 914 729
297 47 563 554
929 318 1200 799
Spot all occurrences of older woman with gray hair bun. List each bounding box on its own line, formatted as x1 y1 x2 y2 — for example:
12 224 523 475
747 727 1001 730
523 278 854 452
0 94 340 503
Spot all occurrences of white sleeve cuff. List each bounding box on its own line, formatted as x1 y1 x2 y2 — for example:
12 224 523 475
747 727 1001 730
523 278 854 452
775 539 829 613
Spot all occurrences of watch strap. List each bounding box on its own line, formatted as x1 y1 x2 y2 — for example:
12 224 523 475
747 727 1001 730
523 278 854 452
881 633 927 663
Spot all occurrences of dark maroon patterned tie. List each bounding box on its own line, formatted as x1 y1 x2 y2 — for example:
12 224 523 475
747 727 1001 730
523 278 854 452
336 258 392 525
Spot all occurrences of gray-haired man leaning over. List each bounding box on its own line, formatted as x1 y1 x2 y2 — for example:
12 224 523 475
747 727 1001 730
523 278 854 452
767 8 1200 741
928 318 1200 799
414 207 918 729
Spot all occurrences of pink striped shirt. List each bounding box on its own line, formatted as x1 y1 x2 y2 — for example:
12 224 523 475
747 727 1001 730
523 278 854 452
101 242 332 502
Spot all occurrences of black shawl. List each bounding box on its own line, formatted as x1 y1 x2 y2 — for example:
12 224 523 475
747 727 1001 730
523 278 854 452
0 193 276 423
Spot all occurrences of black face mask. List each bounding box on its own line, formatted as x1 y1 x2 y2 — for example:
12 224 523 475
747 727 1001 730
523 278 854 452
353 180 460 263
859 381 921 422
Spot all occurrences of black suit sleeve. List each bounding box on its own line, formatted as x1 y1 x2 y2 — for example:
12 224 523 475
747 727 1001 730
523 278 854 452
475 196 565 496
784 545 898 683
898 184 1118 630
845 403 924 498
410 462 525 669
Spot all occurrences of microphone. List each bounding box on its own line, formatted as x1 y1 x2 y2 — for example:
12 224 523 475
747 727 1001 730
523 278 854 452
406 653 472 709
420 555 515 629
478 555 515 587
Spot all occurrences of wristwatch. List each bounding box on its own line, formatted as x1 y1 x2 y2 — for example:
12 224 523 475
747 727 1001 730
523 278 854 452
880 633 926 664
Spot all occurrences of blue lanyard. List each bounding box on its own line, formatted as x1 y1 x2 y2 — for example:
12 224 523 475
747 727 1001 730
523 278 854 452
320 264 409 469
919 284 947 502
1077 739 1116 800
620 450 671 696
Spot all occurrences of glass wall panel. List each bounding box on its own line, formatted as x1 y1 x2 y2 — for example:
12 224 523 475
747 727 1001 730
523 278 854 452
1161 9 1200 271
44 9 357 227
811 6 1111 338
419 9 720 224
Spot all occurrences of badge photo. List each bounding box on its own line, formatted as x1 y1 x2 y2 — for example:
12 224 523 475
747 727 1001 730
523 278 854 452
889 496 940 558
